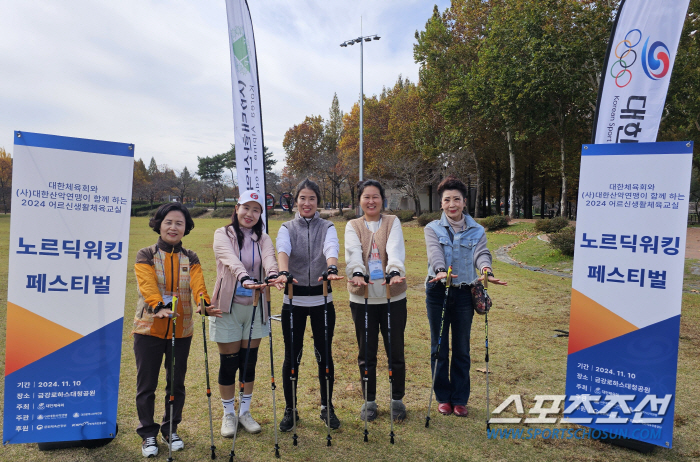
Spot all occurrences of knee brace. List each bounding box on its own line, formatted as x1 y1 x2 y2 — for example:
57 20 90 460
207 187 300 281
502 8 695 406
238 347 259 383
218 352 239 386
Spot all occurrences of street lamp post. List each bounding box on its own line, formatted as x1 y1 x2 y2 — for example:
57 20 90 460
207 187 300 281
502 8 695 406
340 33 380 183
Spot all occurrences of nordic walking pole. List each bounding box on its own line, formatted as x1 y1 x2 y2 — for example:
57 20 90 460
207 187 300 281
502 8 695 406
425 267 452 428
385 274 395 444
363 274 370 443
483 268 491 432
167 295 178 462
263 277 281 458
199 293 216 460
322 272 332 447
287 276 299 447
229 283 261 462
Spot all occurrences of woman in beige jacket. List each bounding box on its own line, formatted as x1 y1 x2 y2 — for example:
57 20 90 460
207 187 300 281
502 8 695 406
210 190 279 436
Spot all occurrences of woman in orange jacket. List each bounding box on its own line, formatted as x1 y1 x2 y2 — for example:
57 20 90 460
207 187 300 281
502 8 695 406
132 202 221 458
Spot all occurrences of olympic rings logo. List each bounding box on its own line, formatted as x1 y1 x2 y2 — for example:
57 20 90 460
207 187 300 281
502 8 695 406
609 29 641 88
609 29 670 87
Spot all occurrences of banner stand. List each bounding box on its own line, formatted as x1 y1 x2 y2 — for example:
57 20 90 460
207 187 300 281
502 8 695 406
599 434 654 454
37 425 118 451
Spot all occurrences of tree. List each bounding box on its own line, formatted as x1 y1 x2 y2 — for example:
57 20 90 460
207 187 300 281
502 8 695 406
175 167 196 203
384 78 440 215
147 157 158 177
132 158 149 201
0 148 12 213
197 154 227 209
283 115 325 179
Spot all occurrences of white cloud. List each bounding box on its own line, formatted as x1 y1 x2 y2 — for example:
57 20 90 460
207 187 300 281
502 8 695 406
0 0 449 171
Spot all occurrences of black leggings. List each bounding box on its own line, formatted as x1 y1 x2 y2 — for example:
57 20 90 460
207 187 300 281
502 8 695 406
281 302 335 408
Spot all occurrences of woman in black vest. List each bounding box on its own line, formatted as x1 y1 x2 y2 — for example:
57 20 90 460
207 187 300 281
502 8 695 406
275 179 343 431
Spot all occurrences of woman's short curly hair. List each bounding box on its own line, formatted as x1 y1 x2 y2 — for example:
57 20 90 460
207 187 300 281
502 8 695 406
437 175 468 199
149 202 195 236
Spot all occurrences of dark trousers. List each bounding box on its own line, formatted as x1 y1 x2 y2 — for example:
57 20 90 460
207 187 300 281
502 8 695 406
281 302 335 408
133 332 192 439
425 282 474 406
349 298 407 402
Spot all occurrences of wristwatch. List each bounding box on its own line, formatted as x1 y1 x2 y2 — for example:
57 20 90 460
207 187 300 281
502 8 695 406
327 265 339 275
436 267 447 274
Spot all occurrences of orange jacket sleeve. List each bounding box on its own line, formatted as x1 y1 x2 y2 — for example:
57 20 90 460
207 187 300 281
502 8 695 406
135 263 163 308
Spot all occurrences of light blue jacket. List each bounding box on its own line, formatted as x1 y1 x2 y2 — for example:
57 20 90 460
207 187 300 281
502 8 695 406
425 212 485 286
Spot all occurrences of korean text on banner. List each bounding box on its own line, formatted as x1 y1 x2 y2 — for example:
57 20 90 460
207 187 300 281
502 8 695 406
3 131 134 445
225 0 267 225
592 0 690 144
565 141 693 448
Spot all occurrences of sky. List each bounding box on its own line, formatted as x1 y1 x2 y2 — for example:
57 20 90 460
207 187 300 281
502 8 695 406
0 0 450 173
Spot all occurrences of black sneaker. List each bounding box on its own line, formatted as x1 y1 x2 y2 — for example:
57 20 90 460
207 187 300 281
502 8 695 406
320 406 341 429
279 408 300 432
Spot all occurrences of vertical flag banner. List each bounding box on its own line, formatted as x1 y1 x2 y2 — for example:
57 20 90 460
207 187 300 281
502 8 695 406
592 0 690 144
3 131 133 445
225 0 267 225
565 141 693 448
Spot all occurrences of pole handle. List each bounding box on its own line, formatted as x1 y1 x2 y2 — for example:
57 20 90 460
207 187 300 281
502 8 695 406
322 271 328 297
199 293 206 317
287 274 294 300
253 287 260 307
385 274 391 299
482 268 488 289
363 274 369 299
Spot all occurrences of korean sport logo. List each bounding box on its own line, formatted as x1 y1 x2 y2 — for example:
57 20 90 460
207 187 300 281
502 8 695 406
229 25 251 75
610 29 670 87
641 38 670 80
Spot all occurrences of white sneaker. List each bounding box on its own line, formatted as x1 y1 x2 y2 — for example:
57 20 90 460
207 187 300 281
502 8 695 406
238 411 262 434
161 432 184 451
221 412 238 438
142 436 158 457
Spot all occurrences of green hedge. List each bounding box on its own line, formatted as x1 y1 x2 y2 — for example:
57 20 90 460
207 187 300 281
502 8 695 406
417 211 442 226
479 215 510 230
343 210 357 220
395 210 415 222
534 216 570 233
211 207 235 219
188 207 208 218
549 226 576 256
131 202 163 216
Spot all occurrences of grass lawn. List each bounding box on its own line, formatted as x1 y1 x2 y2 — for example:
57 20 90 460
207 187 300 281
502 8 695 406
0 214 699 461
507 225 574 274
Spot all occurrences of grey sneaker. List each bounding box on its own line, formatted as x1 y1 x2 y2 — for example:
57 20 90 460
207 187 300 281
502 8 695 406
141 436 158 457
238 411 262 434
391 399 407 422
221 412 238 438
360 401 378 421
161 432 183 451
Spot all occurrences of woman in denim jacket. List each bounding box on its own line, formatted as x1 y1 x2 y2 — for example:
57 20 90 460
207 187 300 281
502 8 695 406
424 175 507 417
